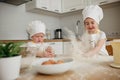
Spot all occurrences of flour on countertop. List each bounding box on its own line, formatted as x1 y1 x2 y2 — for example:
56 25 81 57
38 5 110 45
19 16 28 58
18 54 120 80
18 28 120 80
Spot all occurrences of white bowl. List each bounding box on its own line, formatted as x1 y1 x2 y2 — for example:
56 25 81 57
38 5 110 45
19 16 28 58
32 57 74 74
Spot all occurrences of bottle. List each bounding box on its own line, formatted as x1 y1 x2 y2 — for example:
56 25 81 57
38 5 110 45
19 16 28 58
46 29 51 39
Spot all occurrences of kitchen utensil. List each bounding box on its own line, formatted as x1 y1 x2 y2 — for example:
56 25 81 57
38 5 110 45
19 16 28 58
32 57 74 74
54 29 62 39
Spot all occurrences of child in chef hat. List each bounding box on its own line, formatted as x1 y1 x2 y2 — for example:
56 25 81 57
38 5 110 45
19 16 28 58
81 5 108 57
25 20 55 57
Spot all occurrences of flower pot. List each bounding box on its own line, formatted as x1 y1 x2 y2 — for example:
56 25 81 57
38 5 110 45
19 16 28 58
0 55 21 80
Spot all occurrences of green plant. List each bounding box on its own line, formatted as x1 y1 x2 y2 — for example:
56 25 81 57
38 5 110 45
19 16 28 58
0 42 24 58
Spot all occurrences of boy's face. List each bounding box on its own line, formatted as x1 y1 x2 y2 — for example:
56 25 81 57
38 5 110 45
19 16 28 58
31 33 45 43
84 17 99 34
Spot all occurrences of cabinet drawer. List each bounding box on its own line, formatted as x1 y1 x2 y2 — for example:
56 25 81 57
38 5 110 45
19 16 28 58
48 42 63 55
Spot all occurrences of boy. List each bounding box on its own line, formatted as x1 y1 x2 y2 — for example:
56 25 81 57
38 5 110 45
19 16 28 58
26 20 55 57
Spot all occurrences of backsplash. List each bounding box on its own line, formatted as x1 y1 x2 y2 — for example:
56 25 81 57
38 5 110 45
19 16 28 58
106 32 120 38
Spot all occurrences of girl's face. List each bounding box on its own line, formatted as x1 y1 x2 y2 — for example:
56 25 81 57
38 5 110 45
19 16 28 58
31 33 45 43
84 17 99 34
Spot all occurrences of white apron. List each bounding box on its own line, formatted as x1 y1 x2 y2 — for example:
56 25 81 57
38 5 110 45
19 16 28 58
81 31 108 56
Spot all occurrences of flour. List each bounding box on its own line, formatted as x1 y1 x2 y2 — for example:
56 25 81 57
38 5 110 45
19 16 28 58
18 69 35 80
18 56 120 80
62 28 120 80
18 28 120 80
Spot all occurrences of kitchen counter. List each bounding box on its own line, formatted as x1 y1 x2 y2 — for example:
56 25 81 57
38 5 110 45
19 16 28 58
0 39 70 43
0 38 119 43
17 56 120 80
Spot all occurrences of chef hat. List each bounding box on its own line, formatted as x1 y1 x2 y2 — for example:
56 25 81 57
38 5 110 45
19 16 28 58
27 20 46 38
82 5 103 24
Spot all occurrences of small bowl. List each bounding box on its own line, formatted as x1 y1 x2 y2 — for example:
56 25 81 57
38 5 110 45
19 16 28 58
32 57 74 74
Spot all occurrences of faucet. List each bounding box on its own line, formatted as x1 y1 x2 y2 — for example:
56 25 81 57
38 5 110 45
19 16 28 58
76 20 80 26
76 20 80 34
75 20 81 40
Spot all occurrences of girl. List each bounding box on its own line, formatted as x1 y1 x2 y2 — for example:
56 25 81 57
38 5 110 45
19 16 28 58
81 5 108 57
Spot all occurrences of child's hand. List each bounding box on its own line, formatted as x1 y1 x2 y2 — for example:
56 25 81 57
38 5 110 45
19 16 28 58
44 46 55 57
45 46 53 53
44 52 55 58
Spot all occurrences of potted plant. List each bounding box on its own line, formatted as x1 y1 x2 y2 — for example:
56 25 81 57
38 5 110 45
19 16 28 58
0 42 23 80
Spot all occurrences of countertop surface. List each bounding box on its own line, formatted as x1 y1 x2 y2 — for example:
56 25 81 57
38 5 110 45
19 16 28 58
0 38 119 43
0 39 70 43
17 56 120 80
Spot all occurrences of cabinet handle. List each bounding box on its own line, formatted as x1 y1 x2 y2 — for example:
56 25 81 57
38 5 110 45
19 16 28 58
49 42 55 45
54 9 59 12
99 1 108 5
70 8 76 11
41 6 47 10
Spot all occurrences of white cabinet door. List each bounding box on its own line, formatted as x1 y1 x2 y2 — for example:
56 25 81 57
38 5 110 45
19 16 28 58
26 0 61 13
26 0 50 11
36 0 50 10
63 42 73 55
48 42 63 55
26 0 119 14
62 0 84 13
97 0 120 5
50 0 62 13
62 0 120 13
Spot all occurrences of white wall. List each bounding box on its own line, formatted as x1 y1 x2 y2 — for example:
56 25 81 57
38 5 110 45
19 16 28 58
0 2 120 40
101 2 120 38
60 2 120 38
0 2 60 40
60 10 84 37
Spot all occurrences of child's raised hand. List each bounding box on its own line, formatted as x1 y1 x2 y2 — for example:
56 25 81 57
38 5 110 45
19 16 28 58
44 46 55 57
45 46 53 53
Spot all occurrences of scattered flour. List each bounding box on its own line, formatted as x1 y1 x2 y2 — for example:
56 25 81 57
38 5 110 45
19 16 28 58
18 28 120 80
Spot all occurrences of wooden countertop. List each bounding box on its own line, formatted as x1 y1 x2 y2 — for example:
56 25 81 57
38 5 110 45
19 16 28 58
0 39 70 43
0 38 119 43
17 56 120 80
0 37 119 43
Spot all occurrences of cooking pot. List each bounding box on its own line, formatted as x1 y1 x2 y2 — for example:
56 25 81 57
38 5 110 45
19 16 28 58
54 29 62 39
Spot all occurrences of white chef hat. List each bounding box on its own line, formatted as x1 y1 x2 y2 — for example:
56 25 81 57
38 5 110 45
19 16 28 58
82 5 103 24
27 20 46 38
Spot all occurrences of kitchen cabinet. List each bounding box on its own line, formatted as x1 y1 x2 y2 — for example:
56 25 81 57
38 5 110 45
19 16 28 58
26 0 50 11
98 0 120 5
47 41 72 56
0 39 115 56
26 0 120 14
50 0 62 13
62 0 84 13
26 0 62 13
62 0 120 13
48 42 63 55
0 39 70 56
63 42 73 55
36 0 50 10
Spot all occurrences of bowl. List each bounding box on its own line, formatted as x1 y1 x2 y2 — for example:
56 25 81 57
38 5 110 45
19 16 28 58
32 57 74 74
